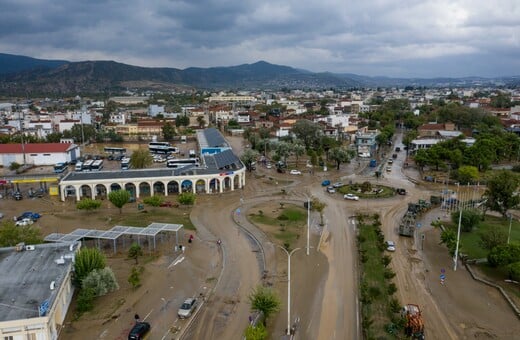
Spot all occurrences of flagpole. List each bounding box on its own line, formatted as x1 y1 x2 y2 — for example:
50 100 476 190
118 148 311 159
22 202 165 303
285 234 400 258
454 183 462 271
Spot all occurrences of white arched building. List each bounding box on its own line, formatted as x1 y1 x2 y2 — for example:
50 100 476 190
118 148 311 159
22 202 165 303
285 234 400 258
59 149 246 201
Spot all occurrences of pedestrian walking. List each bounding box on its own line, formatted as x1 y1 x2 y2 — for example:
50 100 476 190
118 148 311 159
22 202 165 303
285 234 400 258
134 313 141 323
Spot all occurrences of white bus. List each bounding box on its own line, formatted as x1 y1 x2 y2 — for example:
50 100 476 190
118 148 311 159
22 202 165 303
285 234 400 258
166 158 199 168
121 157 131 170
75 162 83 172
91 160 104 171
82 159 94 171
149 142 172 154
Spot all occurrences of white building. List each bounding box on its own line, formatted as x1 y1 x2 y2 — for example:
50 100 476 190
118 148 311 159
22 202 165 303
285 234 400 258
148 105 165 117
0 242 80 340
0 143 80 166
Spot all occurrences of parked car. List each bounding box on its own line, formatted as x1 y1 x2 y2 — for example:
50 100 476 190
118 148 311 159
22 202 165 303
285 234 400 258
326 186 336 194
332 182 343 188
386 166 392 172
266 163 273 169
13 191 23 200
19 212 41 220
386 241 396 252
396 188 407 195
16 218 34 226
395 147 401 152
387 159 393 164
128 322 150 340
289 169 302 175
344 193 359 201
392 153 398 159
178 298 197 319
321 180 331 186
0 212 4 219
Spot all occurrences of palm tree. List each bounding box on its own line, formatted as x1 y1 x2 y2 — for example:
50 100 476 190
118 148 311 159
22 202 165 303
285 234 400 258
248 285 281 326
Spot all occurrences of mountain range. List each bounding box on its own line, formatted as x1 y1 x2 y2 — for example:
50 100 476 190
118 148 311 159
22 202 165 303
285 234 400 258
0 53 518 95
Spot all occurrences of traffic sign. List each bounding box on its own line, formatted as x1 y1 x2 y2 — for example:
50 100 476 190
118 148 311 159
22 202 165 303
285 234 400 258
440 274 446 280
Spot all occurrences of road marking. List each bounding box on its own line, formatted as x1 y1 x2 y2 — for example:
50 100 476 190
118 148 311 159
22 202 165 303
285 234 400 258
143 309 153 321
168 256 185 268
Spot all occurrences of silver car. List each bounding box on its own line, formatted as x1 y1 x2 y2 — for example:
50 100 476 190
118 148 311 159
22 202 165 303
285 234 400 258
178 298 197 319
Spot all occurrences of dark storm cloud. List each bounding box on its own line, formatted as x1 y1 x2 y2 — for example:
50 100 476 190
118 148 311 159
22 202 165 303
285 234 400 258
0 0 518 77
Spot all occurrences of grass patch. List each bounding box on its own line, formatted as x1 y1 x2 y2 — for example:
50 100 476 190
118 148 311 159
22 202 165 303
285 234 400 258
357 214 404 339
248 205 306 248
109 207 196 230
443 214 520 259
338 183 395 199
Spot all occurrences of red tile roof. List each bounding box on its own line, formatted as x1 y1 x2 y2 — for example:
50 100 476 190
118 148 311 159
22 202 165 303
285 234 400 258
0 143 73 154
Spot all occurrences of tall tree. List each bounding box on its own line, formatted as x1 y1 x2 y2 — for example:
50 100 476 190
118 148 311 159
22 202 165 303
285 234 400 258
241 149 260 172
273 141 292 165
328 147 355 170
162 122 176 141
128 243 143 264
248 285 281 326
74 247 106 285
292 143 305 167
290 119 322 150
130 149 153 169
484 170 520 217
108 190 131 214
196 116 206 128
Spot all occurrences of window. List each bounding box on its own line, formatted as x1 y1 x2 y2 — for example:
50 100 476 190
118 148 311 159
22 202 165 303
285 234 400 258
27 334 37 340
4 336 14 340
43 154 51 156
30 154 37 156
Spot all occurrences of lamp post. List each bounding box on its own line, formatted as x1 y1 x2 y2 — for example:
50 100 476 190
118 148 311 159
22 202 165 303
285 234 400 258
278 246 301 335
304 194 311 256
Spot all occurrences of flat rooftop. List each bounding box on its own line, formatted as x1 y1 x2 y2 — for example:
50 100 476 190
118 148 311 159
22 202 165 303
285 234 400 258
61 156 243 183
0 243 78 321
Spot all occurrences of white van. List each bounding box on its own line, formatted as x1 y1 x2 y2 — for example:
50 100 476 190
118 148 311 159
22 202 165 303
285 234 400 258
181 136 187 144
75 162 83 172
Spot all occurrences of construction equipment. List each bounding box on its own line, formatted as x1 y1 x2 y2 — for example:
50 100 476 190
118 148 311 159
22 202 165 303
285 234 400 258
402 304 425 339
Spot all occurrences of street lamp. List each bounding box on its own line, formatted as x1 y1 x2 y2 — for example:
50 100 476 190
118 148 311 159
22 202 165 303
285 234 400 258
304 194 311 256
278 246 301 336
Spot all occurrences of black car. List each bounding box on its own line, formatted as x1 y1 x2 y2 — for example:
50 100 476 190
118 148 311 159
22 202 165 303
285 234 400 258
13 192 22 200
128 322 150 340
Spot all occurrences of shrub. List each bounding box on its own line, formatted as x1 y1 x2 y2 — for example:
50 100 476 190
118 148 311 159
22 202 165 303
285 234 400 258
76 198 102 211
82 267 119 297
76 287 96 313
488 244 520 267
382 255 392 267
389 298 401 313
384 269 396 279
74 248 106 286
387 283 397 295
178 192 196 205
143 195 163 207
368 286 381 299
128 266 143 289
9 162 21 171
507 261 520 281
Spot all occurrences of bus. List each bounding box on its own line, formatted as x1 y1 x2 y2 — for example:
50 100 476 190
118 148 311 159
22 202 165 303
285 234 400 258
121 157 131 170
149 142 172 154
53 162 68 173
166 158 199 168
91 160 104 171
104 147 127 155
82 159 94 171
75 162 83 172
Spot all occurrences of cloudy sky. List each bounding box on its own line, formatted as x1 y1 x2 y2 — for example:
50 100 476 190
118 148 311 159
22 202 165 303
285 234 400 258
0 0 518 77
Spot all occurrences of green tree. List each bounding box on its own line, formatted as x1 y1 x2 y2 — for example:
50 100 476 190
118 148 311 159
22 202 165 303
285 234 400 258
45 132 63 143
488 243 520 267
0 222 43 247
128 266 143 288
74 247 106 285
76 286 96 313
248 285 281 326
451 209 480 232
290 119 323 150
178 192 196 205
241 149 260 172
328 147 355 170
128 243 143 264
81 267 119 297
479 228 507 252
162 122 176 141
440 228 458 256
9 162 21 171
62 124 96 143
484 170 520 217
176 114 189 127
292 143 305 167
130 148 153 169
456 165 479 184
196 116 206 128
311 197 326 226
108 190 131 214
244 323 268 340
76 198 102 211
273 141 292 165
